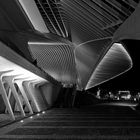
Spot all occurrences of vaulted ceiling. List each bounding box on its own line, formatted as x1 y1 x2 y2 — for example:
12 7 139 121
34 0 139 41
0 0 139 90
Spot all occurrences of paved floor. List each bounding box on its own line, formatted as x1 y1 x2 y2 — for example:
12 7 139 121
0 105 140 139
0 112 30 127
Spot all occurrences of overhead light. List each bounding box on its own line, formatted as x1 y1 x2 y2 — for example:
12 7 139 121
28 42 67 46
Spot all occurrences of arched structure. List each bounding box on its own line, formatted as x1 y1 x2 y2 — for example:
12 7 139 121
0 0 140 120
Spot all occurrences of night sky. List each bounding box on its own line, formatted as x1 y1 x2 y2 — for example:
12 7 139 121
89 39 140 92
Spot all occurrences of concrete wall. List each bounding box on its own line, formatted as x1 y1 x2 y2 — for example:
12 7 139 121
40 83 61 107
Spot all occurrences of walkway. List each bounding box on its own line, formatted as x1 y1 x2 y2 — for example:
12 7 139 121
0 105 140 139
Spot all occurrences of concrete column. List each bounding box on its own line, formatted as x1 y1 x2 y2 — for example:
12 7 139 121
14 79 33 114
3 76 25 117
23 80 40 112
0 71 15 120
5 87 12 113
72 88 77 107
29 82 42 112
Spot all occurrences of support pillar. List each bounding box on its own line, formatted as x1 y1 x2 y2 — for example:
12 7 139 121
72 87 77 107
3 76 25 117
0 71 15 120
23 80 40 112
5 88 12 113
14 79 33 115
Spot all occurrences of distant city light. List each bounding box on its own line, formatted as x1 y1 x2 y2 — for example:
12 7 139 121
42 111 45 114
20 120 24 123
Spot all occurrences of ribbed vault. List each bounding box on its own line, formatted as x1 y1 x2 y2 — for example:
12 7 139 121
29 42 77 84
27 0 139 90
0 0 139 90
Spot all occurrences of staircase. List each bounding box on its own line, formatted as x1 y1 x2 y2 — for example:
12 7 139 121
0 105 140 139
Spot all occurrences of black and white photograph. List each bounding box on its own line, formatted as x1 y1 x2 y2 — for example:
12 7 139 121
0 0 140 139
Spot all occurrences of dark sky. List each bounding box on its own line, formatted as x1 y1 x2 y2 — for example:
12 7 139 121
89 39 140 92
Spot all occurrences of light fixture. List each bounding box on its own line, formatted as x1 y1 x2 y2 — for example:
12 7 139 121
20 120 24 123
28 42 68 46
37 113 40 116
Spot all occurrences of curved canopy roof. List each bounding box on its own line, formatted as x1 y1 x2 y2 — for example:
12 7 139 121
0 0 139 90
